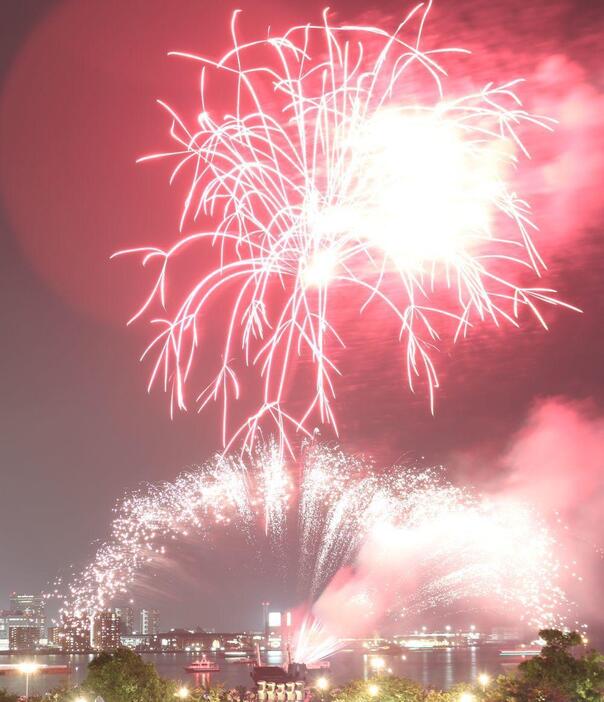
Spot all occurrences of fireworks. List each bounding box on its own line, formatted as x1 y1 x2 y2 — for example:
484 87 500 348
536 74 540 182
293 615 342 665
114 3 577 454
55 443 576 659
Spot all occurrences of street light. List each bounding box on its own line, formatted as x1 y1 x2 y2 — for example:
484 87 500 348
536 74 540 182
478 673 491 691
16 662 41 701
370 657 385 672
175 687 190 699
316 677 329 691
367 684 380 698
74 697 88 702
459 693 475 702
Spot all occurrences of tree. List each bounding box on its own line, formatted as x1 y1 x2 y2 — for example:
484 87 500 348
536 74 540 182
83 648 176 702
328 676 457 702
485 630 604 702
191 685 229 702
0 690 18 702
328 676 422 702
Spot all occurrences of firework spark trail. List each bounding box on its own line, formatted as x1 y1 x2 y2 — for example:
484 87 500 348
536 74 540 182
114 3 579 456
55 444 575 657
255 441 293 539
56 454 252 622
298 445 378 595
293 615 342 665
365 495 568 622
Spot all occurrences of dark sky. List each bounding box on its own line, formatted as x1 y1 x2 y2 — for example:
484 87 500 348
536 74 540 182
0 0 602 632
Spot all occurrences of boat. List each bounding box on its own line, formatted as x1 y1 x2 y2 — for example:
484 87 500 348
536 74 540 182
499 648 541 658
184 655 221 673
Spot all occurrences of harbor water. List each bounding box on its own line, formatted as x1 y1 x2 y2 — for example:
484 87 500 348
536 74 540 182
0 647 521 695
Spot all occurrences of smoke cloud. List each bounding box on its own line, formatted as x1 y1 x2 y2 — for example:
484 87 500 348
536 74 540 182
499 397 604 625
530 55 604 244
311 397 604 638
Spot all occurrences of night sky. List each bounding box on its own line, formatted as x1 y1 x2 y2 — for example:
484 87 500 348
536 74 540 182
1 0 603 632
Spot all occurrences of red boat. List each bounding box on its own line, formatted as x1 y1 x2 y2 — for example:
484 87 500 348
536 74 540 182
184 655 220 673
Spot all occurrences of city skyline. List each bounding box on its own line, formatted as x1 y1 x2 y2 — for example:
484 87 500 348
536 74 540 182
0 591 539 656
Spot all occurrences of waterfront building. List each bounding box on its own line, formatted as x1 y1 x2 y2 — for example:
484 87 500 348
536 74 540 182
9 625 39 651
157 630 257 653
9 593 45 618
61 615 91 653
9 594 45 639
0 610 40 651
140 608 160 636
489 626 524 643
94 610 121 650
120 633 150 650
267 610 293 651
46 625 62 648
114 606 135 635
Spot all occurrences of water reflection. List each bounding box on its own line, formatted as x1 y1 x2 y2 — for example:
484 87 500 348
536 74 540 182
0 648 512 695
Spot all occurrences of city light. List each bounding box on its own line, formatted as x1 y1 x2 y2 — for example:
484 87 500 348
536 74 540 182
175 687 190 699
367 684 380 697
16 662 41 702
316 677 329 691
16 663 41 675
370 657 386 671
459 693 476 702
74 697 88 702
478 673 491 690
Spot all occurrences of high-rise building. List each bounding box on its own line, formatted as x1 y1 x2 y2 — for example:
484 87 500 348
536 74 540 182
47 626 62 648
9 626 39 651
0 610 42 651
267 610 292 651
140 609 160 636
61 616 91 653
94 611 121 650
4 594 45 645
261 602 270 637
9 594 44 619
114 607 135 635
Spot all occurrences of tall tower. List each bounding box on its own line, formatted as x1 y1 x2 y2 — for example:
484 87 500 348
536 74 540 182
140 608 160 636
9 593 45 641
261 601 270 637
114 607 135 635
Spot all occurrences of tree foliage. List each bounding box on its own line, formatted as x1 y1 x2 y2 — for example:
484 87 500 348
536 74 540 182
83 648 176 702
326 676 470 702
485 629 604 702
